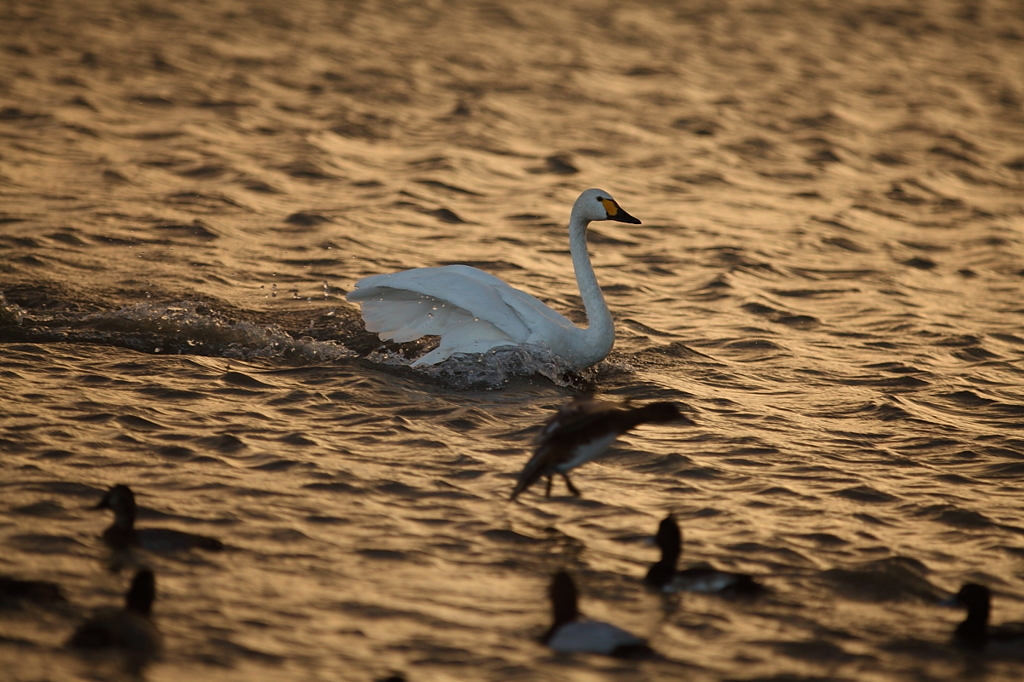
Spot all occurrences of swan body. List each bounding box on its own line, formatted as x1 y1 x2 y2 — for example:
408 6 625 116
346 189 641 369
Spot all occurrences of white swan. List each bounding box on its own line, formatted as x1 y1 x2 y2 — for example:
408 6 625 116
345 188 641 369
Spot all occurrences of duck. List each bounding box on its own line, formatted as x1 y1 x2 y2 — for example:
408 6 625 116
542 570 652 657
644 514 762 596
510 396 690 500
944 583 1024 649
94 484 224 552
346 188 642 370
67 568 162 660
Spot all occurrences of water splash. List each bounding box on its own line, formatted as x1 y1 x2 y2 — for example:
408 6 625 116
0 292 25 326
1 298 354 363
422 344 596 390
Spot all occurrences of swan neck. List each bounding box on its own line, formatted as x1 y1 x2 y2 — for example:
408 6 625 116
567 211 613 353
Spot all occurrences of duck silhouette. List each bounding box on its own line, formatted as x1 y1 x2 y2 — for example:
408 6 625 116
944 583 1024 649
67 568 162 662
644 514 762 597
542 570 653 658
94 484 224 552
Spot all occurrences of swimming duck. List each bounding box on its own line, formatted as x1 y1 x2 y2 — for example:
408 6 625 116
510 397 689 500
94 484 224 552
67 568 162 660
644 514 762 596
944 583 1024 649
542 570 652 658
346 189 641 370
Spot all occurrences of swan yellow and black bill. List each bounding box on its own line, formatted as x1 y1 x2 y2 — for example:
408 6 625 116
598 197 642 225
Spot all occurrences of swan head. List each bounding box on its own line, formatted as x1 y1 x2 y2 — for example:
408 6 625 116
573 188 641 225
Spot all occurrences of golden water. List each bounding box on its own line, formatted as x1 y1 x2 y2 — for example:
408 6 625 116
2 1 1024 680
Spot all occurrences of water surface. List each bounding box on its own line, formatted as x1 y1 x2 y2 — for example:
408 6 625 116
2 1 1024 680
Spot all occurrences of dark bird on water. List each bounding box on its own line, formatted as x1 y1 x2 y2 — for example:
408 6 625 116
943 583 1024 650
67 568 163 661
644 514 762 597
542 570 653 657
510 396 690 501
94 484 224 552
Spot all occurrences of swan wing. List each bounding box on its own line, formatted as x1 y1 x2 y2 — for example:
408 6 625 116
355 289 479 342
411 320 524 366
347 266 536 341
